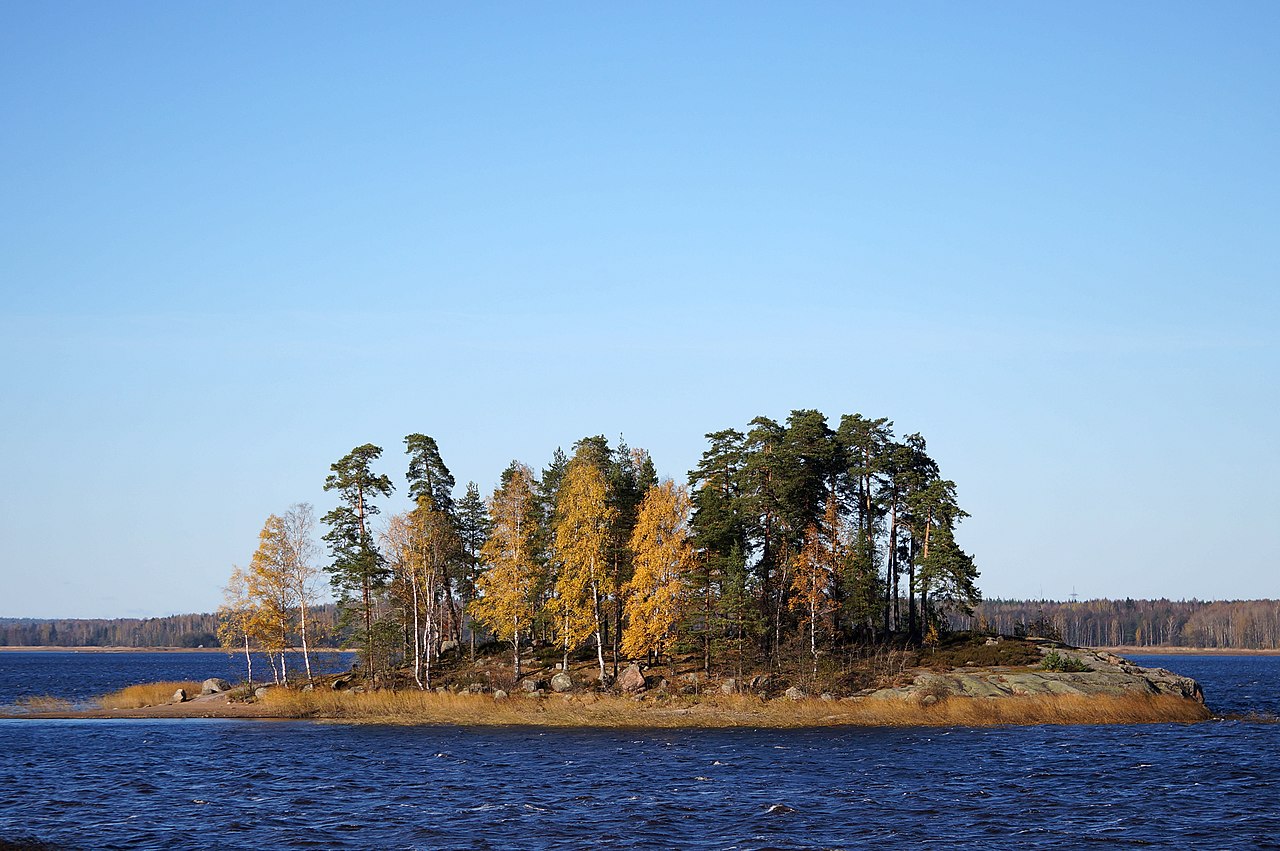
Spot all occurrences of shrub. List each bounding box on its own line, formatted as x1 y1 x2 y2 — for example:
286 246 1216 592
1041 651 1091 673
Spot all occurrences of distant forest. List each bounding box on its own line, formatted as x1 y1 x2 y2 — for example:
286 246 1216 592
954 599 1280 650
0 605 343 649
6 599 1278 650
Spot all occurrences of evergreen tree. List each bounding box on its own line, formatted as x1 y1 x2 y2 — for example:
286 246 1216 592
322 443 394 680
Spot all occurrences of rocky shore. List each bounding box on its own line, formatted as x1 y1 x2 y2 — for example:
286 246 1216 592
4 639 1209 726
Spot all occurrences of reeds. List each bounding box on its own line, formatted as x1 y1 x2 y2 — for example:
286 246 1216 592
14 695 74 713
98 681 204 710
258 687 1210 728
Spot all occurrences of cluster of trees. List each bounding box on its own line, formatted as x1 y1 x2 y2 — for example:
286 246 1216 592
0 607 343 648
968 599 1280 650
216 504 326 684
242 410 981 686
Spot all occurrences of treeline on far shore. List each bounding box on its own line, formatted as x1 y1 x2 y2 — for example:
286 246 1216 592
9 598 1279 651
954 598 1280 650
0 605 344 649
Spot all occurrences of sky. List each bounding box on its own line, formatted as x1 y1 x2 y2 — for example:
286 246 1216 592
1 2 1276 618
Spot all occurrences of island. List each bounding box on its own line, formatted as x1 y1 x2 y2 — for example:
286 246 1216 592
9 636 1209 727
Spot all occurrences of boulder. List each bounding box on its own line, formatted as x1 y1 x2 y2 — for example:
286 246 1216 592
201 678 231 696
720 678 738 695
254 686 272 698
493 689 509 700
439 639 459 654
170 688 187 703
332 677 352 691
784 686 806 701
820 693 834 701
749 674 773 692
550 672 574 693
520 677 547 693
617 664 647 693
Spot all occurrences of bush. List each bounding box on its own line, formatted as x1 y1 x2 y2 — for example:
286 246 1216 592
1041 651 1091 673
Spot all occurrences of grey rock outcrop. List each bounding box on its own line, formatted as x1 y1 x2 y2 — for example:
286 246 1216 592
201 678 231 696
171 688 187 703
784 686 806 701
550 672 574 693
720 678 738 694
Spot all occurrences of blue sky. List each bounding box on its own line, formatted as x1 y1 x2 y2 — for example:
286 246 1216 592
1 2 1276 617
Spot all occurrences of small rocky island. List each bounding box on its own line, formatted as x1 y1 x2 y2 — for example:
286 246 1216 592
10 636 1209 726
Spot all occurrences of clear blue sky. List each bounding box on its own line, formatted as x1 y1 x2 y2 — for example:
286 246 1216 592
2 2 1276 618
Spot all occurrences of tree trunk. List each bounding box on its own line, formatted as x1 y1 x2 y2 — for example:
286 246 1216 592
299 599 313 681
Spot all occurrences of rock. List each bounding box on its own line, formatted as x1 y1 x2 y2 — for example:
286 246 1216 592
520 677 547 693
617 664 647 693
439 639 459 654
550 672 574 693
820 693 834 701
200 678 231 696
680 672 701 685
656 678 670 692
170 688 187 703
720 678 738 694
493 689 508 700
254 686 271 698
749 674 773 691
920 694 939 707
784 686 806 701
467 683 486 694
331 677 351 691
300 683 314 692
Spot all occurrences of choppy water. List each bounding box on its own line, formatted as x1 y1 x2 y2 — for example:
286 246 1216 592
0 654 1277 850
0 650 355 708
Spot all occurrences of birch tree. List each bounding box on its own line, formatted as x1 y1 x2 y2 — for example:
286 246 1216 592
470 463 540 680
622 480 695 662
552 455 617 681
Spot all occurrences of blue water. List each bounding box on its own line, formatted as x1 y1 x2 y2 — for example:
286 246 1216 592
0 654 1277 849
0 650 356 708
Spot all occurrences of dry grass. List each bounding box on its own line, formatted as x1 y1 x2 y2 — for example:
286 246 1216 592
98 680 204 710
258 687 1210 728
14 695 74 712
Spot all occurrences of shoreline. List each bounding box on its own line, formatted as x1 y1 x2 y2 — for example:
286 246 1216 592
0 646 346 653
4 644 1277 655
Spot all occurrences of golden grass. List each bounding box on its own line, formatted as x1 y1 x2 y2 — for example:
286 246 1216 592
14 695 74 712
98 680 204 710
258 688 1210 728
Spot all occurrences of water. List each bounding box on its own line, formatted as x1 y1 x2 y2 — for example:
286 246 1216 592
1 654 1277 850
0 650 356 708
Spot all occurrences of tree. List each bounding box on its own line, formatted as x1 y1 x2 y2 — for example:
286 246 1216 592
404 433 457 513
247 513 295 684
322 444 394 680
622 480 696 662
551 453 617 681
456 481 491 658
404 434 464 644
216 566 257 686
470 462 540 680
281 502 322 680
789 496 842 679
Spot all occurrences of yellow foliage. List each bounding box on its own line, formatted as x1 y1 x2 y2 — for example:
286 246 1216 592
550 459 616 657
470 464 540 645
622 480 695 659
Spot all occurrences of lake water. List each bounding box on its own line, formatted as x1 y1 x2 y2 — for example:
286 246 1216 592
0 650 357 709
1 653 1277 849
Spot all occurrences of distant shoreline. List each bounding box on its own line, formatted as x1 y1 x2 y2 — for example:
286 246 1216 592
0 646 345 653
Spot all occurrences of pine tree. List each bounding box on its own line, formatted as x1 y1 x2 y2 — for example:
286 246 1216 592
322 444 394 680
